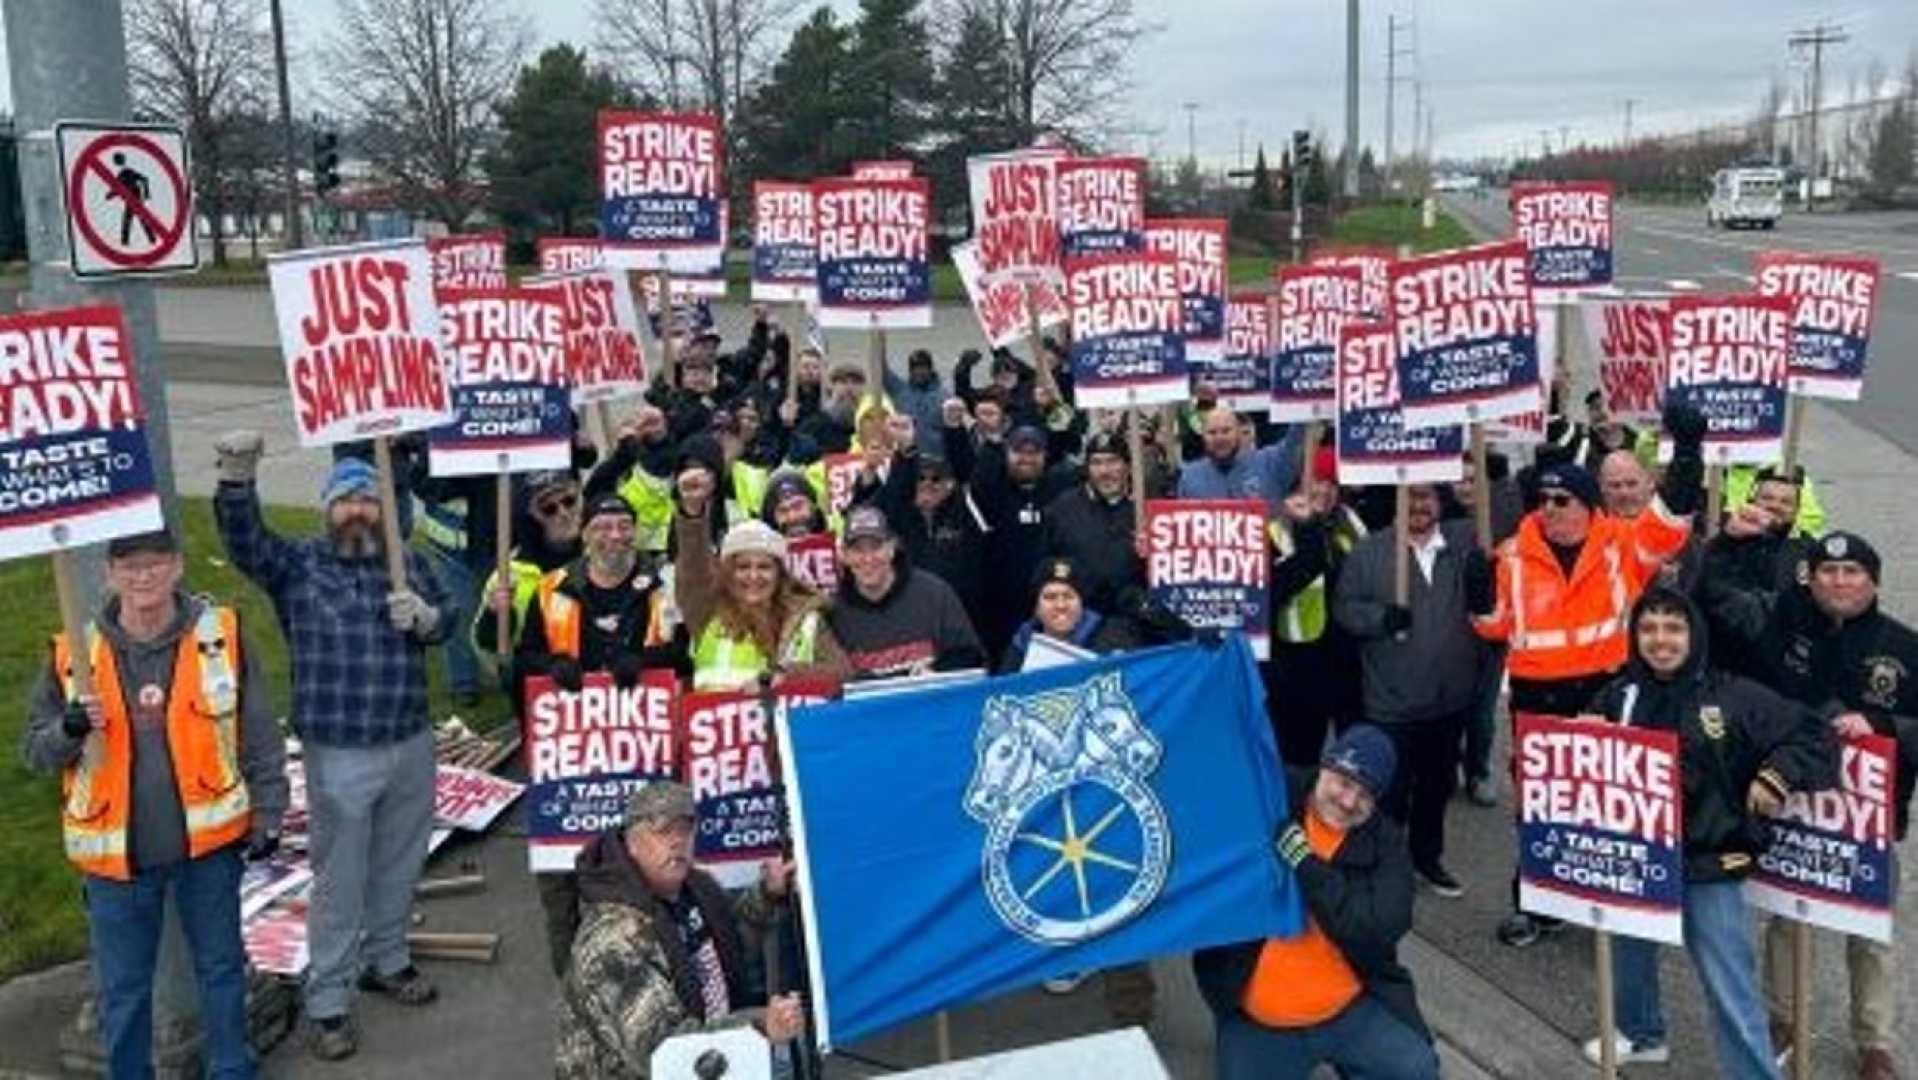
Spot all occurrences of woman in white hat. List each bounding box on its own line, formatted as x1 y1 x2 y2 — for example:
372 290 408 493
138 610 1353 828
674 462 850 690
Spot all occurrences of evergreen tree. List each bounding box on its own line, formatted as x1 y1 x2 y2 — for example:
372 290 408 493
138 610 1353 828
1248 144 1275 210
488 45 635 236
736 7 853 180
844 0 936 160
927 7 1017 228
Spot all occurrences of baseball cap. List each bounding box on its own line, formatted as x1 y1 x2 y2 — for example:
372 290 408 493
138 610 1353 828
625 780 695 827
108 527 180 560
842 505 894 545
583 493 637 526
1007 425 1047 451
1084 431 1128 462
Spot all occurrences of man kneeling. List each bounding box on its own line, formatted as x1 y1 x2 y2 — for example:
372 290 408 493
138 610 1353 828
1194 726 1439 1080
555 781 804 1078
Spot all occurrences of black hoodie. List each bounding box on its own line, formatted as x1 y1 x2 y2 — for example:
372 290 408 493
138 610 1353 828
1587 586 1837 882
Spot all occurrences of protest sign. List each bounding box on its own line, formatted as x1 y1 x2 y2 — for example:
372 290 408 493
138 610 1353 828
679 680 837 886
537 237 604 274
752 181 817 303
242 885 311 976
1144 499 1269 659
524 269 648 406
1311 244 1392 319
1056 157 1146 257
0 304 164 559
1754 251 1880 400
1065 252 1188 408
952 240 1067 350
524 670 679 872
1582 296 1669 424
1512 181 1615 289
851 160 914 181
1271 264 1360 422
1514 713 1683 944
1210 291 1272 412
1143 218 1227 362
597 110 724 271
785 531 838 595
1389 239 1540 429
268 238 453 447
1480 296 1564 446
820 452 866 517
967 148 1063 283
1335 317 1464 485
1662 294 1792 464
427 287 572 476
433 764 524 832
813 176 931 329
1749 733 1897 944
428 232 507 292
1021 633 1097 672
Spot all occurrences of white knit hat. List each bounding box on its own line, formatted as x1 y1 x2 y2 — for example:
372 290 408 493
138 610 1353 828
720 519 789 562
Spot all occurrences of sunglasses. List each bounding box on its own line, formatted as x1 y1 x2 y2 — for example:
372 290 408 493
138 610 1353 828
535 493 581 516
1541 492 1579 509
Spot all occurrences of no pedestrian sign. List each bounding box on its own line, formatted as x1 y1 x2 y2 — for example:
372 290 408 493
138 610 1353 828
56 121 200 279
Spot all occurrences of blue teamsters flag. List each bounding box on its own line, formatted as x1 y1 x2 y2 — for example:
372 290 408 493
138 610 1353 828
777 638 1302 1050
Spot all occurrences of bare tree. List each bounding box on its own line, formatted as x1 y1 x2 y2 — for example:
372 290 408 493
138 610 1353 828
323 0 531 229
125 0 271 265
936 0 1155 145
595 0 800 136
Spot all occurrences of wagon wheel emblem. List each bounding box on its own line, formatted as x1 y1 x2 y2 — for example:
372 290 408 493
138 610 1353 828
1014 786 1142 919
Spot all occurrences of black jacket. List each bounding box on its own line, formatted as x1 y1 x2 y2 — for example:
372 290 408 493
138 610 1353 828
948 424 1080 652
514 558 691 701
1040 485 1141 615
1697 529 1816 681
1589 587 1837 881
1193 767 1430 1043
1701 556 1918 838
870 451 992 635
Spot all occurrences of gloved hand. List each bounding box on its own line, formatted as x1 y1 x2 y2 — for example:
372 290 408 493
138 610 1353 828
610 653 645 690
548 656 585 693
1662 401 1707 452
214 430 266 485
1381 604 1413 638
385 590 439 635
1463 548 1496 616
61 697 98 738
1274 823 1311 868
245 829 281 862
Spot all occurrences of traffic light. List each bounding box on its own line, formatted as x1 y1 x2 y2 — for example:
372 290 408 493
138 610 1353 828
1292 130 1313 172
312 131 341 195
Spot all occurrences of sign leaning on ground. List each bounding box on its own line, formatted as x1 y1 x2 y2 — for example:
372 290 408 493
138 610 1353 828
54 120 200 279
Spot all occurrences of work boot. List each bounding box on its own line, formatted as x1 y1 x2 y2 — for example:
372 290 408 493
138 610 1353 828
307 1015 357 1061
1583 1033 1669 1066
1860 1047 1899 1080
1495 912 1563 948
1466 777 1499 807
358 964 439 1005
1415 861 1465 899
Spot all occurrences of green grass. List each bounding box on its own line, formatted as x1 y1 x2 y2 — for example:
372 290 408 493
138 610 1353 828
1328 203 1474 253
0 498 512 982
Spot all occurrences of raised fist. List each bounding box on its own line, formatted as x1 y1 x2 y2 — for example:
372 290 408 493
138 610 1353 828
214 430 265 484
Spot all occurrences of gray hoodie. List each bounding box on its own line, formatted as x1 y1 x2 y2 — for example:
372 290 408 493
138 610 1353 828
22 591 287 872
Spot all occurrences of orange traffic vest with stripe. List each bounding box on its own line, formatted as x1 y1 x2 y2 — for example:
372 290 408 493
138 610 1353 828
51 606 251 881
1471 500 1690 681
535 567 671 660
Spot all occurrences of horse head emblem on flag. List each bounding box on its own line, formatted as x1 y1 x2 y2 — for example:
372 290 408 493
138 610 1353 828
965 672 1171 946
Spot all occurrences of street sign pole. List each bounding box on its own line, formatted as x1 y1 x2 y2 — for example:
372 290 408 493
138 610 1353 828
2 0 198 1062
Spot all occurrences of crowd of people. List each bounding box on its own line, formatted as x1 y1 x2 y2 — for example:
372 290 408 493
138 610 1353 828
21 306 1918 1080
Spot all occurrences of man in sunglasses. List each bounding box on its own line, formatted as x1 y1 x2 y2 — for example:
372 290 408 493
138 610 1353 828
1471 403 1707 948
475 470 586 676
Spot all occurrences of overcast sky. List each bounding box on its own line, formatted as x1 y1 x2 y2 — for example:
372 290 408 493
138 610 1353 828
3 1 1915 168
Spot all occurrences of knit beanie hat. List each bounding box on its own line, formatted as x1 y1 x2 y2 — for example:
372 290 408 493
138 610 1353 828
1321 725 1398 800
1534 463 1602 511
320 457 379 506
720 519 788 563
1808 531 1881 584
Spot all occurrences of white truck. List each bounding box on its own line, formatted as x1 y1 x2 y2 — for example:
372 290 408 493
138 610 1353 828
1706 167 1784 229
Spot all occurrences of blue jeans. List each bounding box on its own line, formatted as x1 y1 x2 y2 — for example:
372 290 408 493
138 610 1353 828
421 546 480 695
1216 995 1439 1080
85 846 254 1079
1615 879 1779 1080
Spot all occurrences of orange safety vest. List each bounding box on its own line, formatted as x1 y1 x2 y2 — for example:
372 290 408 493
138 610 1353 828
51 606 251 881
1471 500 1690 682
535 567 671 661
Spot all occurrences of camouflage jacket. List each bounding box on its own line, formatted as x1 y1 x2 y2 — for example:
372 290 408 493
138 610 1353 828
553 833 781 1079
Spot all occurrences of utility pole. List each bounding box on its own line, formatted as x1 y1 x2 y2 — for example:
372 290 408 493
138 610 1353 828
1237 119 1246 170
4 0 198 1059
270 0 302 250
1790 21 1847 205
1385 15 1413 196
1622 98 1636 148
1343 0 1360 199
1558 125 1571 155
1182 101 1201 165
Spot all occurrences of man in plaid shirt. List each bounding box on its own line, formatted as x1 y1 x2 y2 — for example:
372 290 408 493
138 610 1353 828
214 433 451 1062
